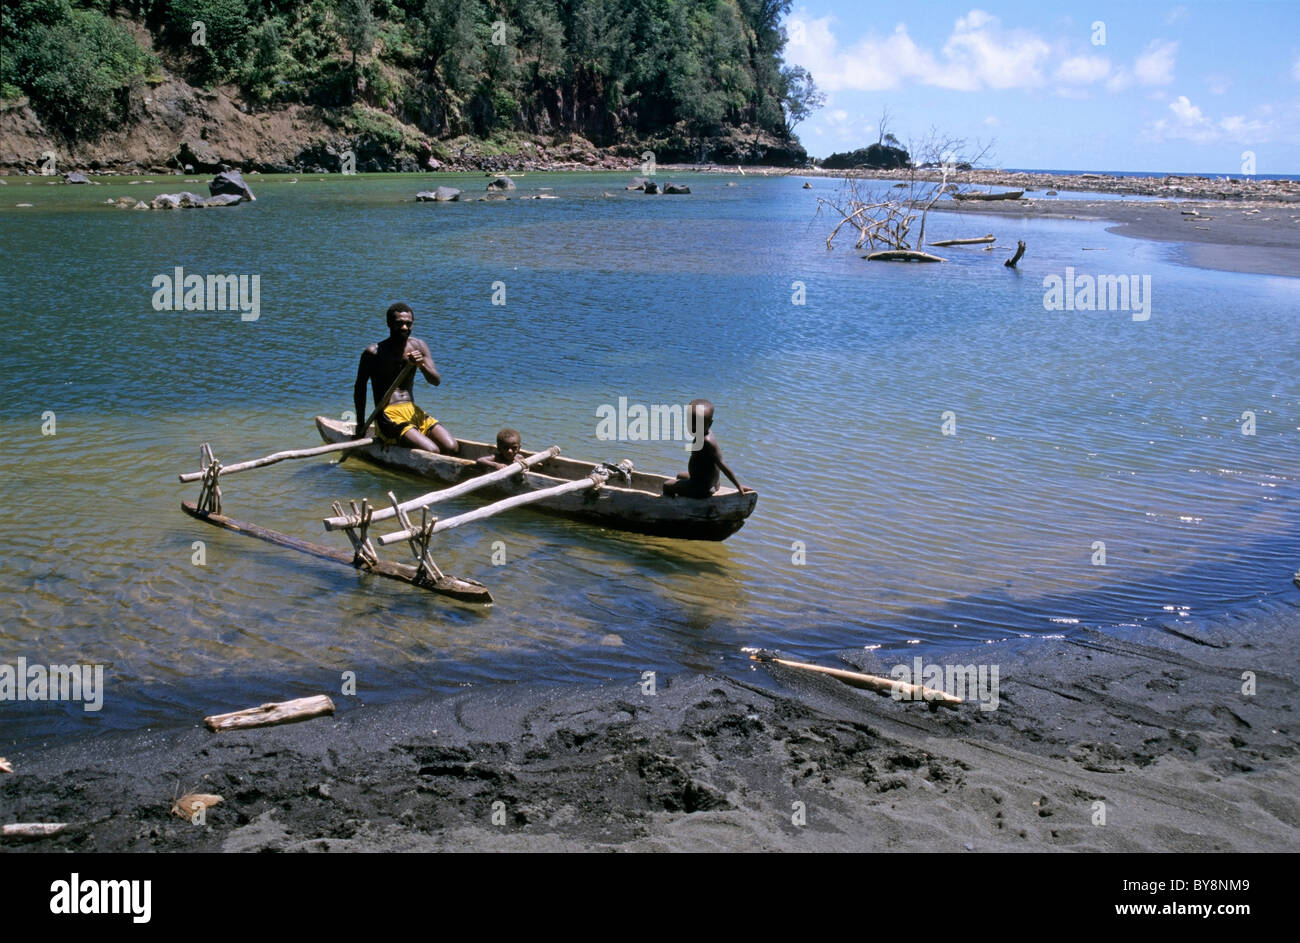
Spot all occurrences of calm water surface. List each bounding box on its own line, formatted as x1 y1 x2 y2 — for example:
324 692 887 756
1 172 1298 744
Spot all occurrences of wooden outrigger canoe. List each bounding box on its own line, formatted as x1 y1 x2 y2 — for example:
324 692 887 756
951 189 1024 202
315 416 758 541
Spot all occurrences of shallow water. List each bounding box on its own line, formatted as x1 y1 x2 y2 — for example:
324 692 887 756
1 172 1297 744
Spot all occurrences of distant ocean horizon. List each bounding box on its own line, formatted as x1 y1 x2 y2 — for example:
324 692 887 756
1005 167 1300 182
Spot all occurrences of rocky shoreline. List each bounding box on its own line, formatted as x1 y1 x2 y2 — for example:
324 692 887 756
670 163 1300 204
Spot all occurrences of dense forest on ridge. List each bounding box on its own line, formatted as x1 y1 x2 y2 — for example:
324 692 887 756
2 0 823 164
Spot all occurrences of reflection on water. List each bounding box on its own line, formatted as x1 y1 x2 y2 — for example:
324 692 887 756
1 172 1298 744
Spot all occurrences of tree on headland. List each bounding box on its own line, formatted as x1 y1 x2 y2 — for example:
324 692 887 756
780 65 825 137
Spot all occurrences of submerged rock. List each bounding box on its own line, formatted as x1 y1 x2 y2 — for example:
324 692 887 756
626 177 650 191
151 191 241 209
663 183 690 194
64 172 91 184
643 181 659 194
486 175 516 191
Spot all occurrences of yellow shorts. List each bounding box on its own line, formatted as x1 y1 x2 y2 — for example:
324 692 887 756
376 402 438 445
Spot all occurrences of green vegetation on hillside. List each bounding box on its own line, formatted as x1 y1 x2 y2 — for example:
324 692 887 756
1 1 158 137
2 0 821 154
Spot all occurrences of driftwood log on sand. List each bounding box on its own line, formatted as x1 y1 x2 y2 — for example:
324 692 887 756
952 189 1024 201
2 823 68 840
204 694 336 732
747 649 963 707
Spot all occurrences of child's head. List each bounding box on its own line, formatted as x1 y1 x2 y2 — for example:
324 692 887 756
495 428 521 459
687 399 715 436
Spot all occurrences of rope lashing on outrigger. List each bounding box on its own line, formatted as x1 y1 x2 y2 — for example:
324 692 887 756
330 498 378 569
196 443 223 515
387 490 445 585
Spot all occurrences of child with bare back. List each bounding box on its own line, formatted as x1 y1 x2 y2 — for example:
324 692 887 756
662 400 752 498
476 428 522 469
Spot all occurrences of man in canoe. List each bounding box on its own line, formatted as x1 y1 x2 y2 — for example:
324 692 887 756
663 399 753 498
354 303 459 454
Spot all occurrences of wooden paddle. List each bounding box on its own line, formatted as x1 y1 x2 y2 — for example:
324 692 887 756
339 358 418 464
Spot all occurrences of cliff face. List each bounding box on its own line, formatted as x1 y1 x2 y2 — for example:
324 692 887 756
0 87 803 174
1 2 809 174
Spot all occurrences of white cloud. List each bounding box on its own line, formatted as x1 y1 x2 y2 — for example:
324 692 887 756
1292 57 1300 82
1150 95 1275 143
1134 39 1178 86
983 115 1001 127
1151 96 1216 142
1169 95 1206 124
784 9 1052 93
1106 68 1133 92
1219 114 1268 137
1055 55 1110 84
938 10 1053 90
1164 5 1188 25
1206 73 1231 95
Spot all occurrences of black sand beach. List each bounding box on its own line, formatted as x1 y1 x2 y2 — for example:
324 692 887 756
936 197 1300 278
4 594 1296 852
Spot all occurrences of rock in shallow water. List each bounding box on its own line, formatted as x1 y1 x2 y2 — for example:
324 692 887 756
209 169 255 202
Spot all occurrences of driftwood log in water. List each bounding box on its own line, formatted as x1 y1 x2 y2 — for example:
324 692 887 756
1005 240 1027 268
930 234 995 247
864 249 947 263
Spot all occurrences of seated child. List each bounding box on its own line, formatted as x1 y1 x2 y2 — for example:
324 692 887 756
663 400 753 498
476 428 522 469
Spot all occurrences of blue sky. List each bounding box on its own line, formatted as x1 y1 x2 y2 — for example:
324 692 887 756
781 1 1300 173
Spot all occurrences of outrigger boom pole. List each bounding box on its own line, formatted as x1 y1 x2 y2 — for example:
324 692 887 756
321 446 561 532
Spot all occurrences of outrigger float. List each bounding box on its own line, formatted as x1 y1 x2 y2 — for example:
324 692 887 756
179 437 642 604
179 423 755 604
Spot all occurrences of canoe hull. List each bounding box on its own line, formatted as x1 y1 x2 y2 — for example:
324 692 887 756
315 417 757 541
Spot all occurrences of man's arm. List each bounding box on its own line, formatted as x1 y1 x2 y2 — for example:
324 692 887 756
353 348 373 437
408 339 441 386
